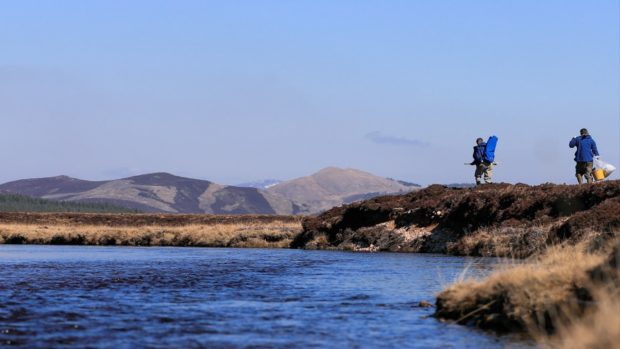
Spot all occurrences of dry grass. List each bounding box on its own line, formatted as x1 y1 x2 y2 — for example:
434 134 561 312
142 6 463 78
435 238 620 347
446 225 551 258
0 220 302 248
446 222 616 259
549 291 620 349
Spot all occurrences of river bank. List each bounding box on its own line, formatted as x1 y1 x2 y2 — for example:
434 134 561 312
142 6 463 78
435 239 620 348
293 181 620 257
0 212 302 248
291 181 620 346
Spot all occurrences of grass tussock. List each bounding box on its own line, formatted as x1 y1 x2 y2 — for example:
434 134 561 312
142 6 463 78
0 221 302 248
435 239 620 347
550 292 620 349
446 224 556 258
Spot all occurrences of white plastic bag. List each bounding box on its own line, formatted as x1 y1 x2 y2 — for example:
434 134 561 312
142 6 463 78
594 157 616 178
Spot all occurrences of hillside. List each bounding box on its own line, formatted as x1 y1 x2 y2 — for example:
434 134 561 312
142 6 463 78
0 192 138 213
0 168 419 215
0 173 275 214
265 167 419 214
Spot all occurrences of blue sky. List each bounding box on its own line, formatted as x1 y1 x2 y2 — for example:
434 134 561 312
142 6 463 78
1 0 618 185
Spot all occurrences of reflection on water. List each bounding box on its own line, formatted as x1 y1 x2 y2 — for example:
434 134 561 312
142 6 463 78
0 246 532 348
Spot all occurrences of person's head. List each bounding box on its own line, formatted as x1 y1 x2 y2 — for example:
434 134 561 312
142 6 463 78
476 138 483 145
580 128 589 136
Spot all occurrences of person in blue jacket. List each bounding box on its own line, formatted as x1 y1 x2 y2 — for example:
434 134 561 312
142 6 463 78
470 138 493 185
569 128 599 184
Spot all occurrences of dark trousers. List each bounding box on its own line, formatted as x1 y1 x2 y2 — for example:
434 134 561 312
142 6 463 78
575 161 593 184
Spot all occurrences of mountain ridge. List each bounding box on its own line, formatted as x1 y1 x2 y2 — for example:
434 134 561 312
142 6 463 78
0 168 419 215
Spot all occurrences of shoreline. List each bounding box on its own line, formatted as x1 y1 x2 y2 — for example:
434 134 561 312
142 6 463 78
434 239 620 347
2 182 619 346
294 181 620 257
0 212 303 248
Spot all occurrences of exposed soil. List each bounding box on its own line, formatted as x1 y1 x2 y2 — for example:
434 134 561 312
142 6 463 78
293 181 620 257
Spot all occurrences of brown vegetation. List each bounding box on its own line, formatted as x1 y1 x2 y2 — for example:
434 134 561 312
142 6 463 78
550 292 620 349
293 181 620 257
434 240 620 347
0 212 302 248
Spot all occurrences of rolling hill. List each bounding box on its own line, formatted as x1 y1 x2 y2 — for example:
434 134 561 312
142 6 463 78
0 168 420 215
265 167 419 214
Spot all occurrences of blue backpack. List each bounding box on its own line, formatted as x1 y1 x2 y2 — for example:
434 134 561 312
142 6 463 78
484 136 498 162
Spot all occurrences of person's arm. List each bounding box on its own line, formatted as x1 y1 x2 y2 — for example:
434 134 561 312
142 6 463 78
472 146 481 164
569 137 578 148
591 139 599 157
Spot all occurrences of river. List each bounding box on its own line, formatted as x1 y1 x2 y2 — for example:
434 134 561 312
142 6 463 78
0 246 533 348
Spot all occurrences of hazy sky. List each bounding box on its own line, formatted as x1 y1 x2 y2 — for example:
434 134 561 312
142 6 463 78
1 0 618 186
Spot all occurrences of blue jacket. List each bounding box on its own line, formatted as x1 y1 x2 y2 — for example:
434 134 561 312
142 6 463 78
569 135 599 162
471 142 487 165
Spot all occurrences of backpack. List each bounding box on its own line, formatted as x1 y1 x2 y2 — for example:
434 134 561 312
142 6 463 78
484 136 498 162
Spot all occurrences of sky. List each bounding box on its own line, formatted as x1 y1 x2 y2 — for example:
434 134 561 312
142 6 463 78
1 0 619 186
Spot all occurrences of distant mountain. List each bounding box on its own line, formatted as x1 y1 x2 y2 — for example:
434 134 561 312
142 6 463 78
0 173 276 214
264 167 418 214
236 179 282 189
0 168 420 215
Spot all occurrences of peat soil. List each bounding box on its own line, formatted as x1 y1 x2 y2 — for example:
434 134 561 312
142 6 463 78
292 181 620 258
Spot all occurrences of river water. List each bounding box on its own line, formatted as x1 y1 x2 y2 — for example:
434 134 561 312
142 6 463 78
0 246 532 348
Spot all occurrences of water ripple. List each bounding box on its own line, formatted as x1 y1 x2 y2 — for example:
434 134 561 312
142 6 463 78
0 246 532 348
